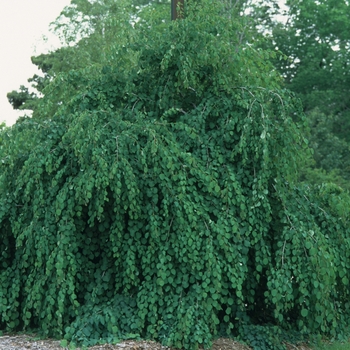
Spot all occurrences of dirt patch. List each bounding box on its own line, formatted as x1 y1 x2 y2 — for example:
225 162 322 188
0 334 311 350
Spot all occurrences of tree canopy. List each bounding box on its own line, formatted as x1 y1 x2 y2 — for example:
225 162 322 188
8 0 350 189
260 0 350 187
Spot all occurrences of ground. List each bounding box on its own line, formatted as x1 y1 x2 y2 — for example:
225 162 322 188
0 334 312 350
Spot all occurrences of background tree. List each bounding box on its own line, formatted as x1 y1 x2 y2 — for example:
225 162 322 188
7 0 137 113
260 0 350 188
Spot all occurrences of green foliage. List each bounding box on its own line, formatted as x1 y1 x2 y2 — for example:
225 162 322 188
0 122 6 133
271 0 350 117
316 341 350 350
7 86 37 111
1 1 350 349
260 0 350 186
238 325 286 350
297 109 350 190
7 0 136 114
265 183 350 334
65 294 141 347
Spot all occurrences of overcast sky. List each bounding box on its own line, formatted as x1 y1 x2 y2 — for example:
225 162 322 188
0 0 71 126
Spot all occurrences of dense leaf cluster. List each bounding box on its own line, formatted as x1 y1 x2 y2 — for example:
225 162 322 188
1 1 350 349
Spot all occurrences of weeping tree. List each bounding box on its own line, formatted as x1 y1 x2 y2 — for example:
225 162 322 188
1 1 350 349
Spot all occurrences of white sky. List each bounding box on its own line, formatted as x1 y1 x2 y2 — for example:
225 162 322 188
0 0 71 126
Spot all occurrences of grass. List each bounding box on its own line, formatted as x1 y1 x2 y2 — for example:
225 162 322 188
313 341 350 350
324 343 350 350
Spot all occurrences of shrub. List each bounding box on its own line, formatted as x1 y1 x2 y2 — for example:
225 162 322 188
1 1 350 348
